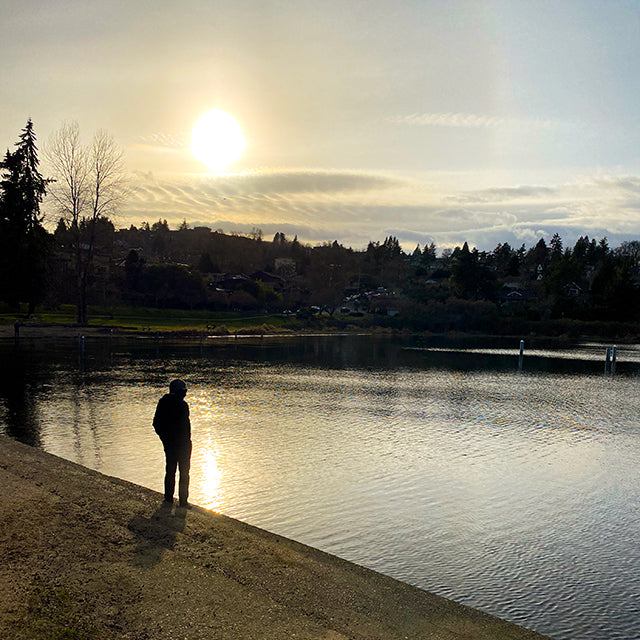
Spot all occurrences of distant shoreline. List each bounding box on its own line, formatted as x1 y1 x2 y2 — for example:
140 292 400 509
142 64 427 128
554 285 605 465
2 320 640 346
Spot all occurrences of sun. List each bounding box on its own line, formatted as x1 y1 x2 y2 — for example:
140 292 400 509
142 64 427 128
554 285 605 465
191 109 245 172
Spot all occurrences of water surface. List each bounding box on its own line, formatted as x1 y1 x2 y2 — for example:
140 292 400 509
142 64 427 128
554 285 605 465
1 334 639 640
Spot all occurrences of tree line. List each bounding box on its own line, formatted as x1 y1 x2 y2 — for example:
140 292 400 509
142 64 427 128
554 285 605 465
2 120 640 333
0 119 126 324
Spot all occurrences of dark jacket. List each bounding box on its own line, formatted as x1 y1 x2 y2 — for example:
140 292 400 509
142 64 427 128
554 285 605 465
153 393 191 447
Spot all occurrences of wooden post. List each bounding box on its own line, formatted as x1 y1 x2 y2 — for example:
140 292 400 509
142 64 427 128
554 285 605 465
78 334 85 368
518 339 524 371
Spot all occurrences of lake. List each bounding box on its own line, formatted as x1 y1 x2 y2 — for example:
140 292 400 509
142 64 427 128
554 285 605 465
1 333 639 640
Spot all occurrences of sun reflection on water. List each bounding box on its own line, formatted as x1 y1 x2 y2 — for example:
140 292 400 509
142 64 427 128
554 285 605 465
193 441 225 511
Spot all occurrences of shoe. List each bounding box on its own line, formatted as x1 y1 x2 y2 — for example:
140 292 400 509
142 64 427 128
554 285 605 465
163 497 174 504
178 501 191 510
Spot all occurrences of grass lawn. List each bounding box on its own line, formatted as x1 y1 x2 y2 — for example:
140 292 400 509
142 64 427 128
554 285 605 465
0 304 297 334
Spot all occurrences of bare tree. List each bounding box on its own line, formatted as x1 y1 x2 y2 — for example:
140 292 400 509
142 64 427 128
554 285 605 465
615 240 640 268
45 123 127 324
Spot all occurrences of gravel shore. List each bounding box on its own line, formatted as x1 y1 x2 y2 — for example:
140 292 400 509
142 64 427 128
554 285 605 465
0 436 552 639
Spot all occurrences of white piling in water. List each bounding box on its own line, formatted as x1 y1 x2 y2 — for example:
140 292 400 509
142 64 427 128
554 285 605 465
612 345 617 375
518 339 524 370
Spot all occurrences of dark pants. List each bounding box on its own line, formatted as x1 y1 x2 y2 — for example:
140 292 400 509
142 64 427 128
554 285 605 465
163 440 191 505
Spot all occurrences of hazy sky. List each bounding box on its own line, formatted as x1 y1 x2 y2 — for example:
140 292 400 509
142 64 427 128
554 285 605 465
2 0 640 250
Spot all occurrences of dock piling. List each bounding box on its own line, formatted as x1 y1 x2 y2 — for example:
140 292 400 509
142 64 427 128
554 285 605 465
518 339 524 370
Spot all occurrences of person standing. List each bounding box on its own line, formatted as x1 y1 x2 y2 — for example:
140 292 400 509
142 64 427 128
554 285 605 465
153 379 192 508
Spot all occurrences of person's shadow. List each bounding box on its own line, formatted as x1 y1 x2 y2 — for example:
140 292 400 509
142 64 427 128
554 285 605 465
128 502 187 568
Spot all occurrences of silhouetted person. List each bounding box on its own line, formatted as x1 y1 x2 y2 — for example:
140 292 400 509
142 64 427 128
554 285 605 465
153 379 192 508
14 321 20 339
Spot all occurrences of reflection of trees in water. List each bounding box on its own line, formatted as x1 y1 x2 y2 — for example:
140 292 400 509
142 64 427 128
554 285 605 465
0 340 113 454
1 337 636 454
0 347 44 446
87 388 104 466
69 379 104 468
71 382 86 464
0 336 121 453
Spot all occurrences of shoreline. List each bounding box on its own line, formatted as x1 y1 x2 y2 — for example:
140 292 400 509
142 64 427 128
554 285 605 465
0 436 552 639
2 321 637 346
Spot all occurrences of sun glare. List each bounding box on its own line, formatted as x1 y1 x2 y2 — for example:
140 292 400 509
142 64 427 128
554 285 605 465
194 445 225 511
191 109 245 172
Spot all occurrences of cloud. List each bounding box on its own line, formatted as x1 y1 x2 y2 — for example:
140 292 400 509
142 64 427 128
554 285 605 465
592 176 640 195
131 133 187 151
446 185 558 205
390 112 556 130
111 168 640 253
129 169 404 205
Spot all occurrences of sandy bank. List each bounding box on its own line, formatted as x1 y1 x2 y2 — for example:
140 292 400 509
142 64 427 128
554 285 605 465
0 437 552 639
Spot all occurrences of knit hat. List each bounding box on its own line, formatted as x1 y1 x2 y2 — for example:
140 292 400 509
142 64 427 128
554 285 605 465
169 379 187 393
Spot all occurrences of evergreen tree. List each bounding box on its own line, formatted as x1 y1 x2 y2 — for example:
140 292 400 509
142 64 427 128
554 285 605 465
451 242 496 299
273 232 287 245
549 233 564 261
492 242 518 277
420 242 437 269
0 119 51 311
151 218 170 232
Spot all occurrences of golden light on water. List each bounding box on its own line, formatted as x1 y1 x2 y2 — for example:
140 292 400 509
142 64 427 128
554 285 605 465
195 443 225 510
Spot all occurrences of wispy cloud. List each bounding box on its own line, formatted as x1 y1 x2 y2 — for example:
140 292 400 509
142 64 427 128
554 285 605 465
390 112 556 130
131 169 404 199
109 168 640 252
447 185 558 205
131 133 187 151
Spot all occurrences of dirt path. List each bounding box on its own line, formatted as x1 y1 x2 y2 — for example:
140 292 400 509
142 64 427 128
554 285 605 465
0 437 552 640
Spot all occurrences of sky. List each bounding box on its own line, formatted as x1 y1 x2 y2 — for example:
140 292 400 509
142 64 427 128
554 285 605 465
2 0 640 252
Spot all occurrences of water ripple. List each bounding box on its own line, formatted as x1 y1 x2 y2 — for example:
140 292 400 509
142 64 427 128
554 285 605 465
2 339 640 640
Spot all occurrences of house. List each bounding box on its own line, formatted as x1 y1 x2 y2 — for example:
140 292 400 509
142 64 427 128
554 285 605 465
369 293 402 316
498 286 537 306
564 282 583 297
216 274 250 292
250 270 285 291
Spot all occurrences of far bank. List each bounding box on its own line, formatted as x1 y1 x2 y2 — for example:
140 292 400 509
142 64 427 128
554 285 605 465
2 301 640 342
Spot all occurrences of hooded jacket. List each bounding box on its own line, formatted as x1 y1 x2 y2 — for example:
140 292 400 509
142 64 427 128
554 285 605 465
153 392 191 447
